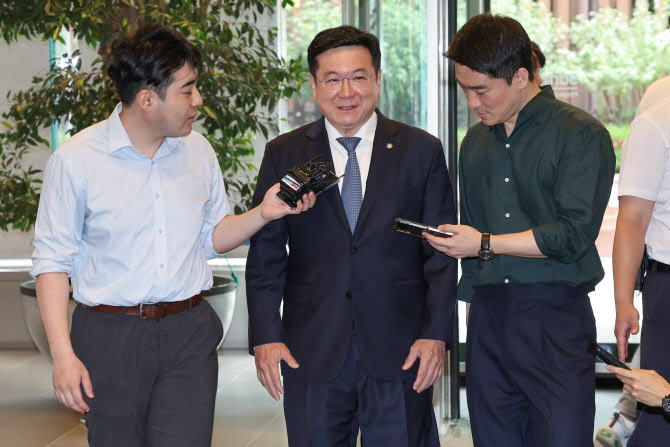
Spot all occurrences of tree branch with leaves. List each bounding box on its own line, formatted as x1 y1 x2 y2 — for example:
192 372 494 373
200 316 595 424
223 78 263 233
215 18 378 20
0 0 307 231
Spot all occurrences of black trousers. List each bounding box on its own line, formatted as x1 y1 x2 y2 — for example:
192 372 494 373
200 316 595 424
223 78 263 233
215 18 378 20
283 335 440 447
71 299 223 447
466 284 596 447
629 270 670 446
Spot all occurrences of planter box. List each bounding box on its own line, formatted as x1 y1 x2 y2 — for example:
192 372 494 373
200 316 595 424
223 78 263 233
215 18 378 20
19 275 237 362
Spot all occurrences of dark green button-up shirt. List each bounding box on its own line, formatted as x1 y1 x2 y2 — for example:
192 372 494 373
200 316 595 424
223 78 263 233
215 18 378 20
458 86 616 301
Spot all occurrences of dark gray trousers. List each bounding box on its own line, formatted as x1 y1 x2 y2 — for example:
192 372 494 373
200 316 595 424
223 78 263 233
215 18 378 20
71 299 223 447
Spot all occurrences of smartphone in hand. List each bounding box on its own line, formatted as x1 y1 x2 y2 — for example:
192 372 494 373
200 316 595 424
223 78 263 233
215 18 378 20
394 218 452 239
588 343 631 370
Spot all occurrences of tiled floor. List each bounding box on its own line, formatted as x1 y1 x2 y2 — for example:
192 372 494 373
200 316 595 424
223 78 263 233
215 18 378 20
0 348 621 447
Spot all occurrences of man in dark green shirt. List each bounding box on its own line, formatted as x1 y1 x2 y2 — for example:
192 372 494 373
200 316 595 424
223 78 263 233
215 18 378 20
426 14 615 446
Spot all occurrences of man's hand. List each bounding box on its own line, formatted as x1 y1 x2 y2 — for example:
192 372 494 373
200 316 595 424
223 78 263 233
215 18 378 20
254 342 299 401
259 184 316 222
424 224 480 259
402 339 446 393
52 352 94 413
608 366 670 408
614 302 640 362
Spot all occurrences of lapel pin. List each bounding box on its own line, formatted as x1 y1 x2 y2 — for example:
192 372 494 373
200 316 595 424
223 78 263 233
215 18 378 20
386 143 393 150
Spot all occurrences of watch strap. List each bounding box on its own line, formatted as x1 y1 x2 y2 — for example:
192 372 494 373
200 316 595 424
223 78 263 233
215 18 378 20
663 394 670 415
481 232 491 251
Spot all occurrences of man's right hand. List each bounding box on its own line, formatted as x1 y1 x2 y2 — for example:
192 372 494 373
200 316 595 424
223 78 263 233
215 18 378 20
254 342 299 401
52 352 94 413
614 302 640 362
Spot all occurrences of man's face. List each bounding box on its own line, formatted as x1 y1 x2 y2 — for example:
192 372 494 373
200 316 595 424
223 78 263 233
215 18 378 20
310 45 381 137
153 63 203 138
454 63 526 128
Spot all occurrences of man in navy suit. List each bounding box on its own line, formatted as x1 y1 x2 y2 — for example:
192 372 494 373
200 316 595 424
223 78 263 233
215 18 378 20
246 26 457 446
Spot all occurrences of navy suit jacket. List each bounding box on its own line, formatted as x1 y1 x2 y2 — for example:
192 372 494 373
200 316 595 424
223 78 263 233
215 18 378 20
246 111 458 383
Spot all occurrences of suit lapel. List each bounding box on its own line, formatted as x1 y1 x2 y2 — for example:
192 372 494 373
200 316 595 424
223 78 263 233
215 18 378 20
356 112 400 234
304 118 350 231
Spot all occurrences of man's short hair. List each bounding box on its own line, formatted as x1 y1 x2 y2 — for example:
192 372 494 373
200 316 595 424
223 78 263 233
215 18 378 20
445 14 535 85
531 41 546 69
107 24 202 104
307 26 381 78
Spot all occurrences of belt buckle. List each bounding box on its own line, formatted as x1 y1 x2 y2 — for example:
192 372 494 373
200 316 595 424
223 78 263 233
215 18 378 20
139 302 160 318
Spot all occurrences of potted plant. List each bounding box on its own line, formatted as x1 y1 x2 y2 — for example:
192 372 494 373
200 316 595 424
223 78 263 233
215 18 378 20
0 0 307 351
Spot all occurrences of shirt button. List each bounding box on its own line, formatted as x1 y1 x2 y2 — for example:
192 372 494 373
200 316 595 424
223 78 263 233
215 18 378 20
158 229 163 234
160 264 164 269
155 194 160 199
504 279 510 284
505 144 510 148
505 178 510 183
505 213 510 218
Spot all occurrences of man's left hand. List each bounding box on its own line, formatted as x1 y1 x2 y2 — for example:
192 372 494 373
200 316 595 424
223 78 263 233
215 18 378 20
402 339 446 393
608 366 670 408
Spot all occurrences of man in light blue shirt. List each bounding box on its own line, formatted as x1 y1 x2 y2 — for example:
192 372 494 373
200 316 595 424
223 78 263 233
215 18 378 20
31 24 314 447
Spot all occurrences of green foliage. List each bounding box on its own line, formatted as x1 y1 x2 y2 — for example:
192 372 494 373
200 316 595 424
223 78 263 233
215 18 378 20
0 0 306 231
493 0 670 125
491 0 568 81
559 5 670 123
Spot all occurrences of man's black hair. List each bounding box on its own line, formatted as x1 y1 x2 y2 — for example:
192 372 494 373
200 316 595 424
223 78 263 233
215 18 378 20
531 41 546 69
107 24 202 104
307 26 381 78
445 14 535 85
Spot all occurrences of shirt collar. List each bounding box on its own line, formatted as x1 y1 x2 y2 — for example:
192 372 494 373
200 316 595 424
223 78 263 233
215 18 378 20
515 85 556 126
106 102 182 155
489 85 556 135
325 111 378 144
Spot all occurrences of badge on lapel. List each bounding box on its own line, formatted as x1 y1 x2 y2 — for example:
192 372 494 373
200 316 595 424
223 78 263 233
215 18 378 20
386 143 393 150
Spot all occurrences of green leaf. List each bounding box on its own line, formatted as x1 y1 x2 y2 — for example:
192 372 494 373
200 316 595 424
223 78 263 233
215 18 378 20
1 122 13 129
203 106 217 119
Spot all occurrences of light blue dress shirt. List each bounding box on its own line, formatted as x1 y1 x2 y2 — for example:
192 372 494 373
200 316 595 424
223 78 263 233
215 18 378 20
31 103 230 306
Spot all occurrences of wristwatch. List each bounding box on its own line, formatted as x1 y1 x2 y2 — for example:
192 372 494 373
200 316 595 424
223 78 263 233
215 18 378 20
478 232 495 261
663 393 670 416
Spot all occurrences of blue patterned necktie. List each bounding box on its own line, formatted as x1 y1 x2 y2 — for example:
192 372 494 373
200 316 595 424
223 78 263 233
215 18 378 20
337 137 363 234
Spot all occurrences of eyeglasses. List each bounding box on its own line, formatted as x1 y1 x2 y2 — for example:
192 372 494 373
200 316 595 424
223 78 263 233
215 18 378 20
315 74 376 93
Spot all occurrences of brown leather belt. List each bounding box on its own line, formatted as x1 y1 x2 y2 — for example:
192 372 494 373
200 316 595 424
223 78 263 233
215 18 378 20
78 294 202 318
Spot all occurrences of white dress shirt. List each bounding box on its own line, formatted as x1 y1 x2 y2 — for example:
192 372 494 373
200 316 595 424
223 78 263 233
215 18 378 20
325 112 377 197
31 103 230 306
618 95 670 263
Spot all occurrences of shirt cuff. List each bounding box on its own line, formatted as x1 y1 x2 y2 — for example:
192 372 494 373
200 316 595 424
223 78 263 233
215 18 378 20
617 185 658 202
30 259 73 279
201 227 223 260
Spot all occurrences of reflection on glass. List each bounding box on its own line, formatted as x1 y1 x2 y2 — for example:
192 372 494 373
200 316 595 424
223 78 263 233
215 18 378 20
283 0 342 131
378 0 427 130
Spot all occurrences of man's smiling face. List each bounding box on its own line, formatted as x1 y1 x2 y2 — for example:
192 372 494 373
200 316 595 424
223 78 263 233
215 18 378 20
310 45 381 137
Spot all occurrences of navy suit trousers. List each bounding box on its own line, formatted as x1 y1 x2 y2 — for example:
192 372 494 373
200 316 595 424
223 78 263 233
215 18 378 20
466 284 596 447
629 270 670 446
283 334 440 447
